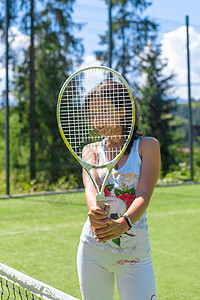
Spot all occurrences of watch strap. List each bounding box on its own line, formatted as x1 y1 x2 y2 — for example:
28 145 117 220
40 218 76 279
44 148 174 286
122 215 133 230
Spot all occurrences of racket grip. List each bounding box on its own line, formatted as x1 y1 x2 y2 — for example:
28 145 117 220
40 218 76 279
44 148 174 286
96 194 105 210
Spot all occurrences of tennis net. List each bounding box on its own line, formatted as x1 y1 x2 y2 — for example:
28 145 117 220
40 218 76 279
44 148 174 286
0 263 79 300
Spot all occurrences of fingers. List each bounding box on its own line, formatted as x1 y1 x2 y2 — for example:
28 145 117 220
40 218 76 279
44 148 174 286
88 206 108 216
88 206 111 229
94 218 127 242
94 227 113 242
89 204 110 215
89 218 111 229
88 207 108 222
93 222 118 242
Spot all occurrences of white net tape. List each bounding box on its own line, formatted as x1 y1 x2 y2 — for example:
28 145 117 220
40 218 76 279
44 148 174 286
0 263 79 300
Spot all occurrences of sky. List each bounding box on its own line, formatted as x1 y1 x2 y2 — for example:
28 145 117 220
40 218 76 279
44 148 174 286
72 0 200 101
147 0 200 101
1 0 200 103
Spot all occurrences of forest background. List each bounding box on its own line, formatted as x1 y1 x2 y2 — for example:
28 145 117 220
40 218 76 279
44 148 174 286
0 0 200 196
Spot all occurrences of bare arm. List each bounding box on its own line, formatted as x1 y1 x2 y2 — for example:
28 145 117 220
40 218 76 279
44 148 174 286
124 137 161 223
82 146 110 229
94 137 161 242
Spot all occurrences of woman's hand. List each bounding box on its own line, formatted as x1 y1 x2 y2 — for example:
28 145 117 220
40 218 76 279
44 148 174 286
88 204 111 229
93 217 129 243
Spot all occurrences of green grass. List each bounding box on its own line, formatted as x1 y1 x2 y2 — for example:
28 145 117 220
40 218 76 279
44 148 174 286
0 184 200 299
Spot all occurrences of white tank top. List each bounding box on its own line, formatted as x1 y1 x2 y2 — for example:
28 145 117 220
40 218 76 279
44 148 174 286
80 137 151 256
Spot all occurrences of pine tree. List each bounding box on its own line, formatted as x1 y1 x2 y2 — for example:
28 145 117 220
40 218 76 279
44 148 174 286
13 0 84 184
96 0 157 78
138 42 181 175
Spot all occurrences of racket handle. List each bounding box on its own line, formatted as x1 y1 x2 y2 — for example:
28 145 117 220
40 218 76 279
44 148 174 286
96 194 105 210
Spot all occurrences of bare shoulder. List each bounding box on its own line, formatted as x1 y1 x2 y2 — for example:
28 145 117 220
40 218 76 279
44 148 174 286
140 136 160 148
139 137 160 157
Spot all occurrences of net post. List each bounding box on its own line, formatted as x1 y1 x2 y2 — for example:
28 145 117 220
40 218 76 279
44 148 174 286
5 0 10 196
186 15 194 181
108 0 113 68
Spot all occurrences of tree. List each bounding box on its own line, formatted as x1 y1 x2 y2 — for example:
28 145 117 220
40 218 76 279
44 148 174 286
137 42 182 175
96 0 157 79
13 0 84 184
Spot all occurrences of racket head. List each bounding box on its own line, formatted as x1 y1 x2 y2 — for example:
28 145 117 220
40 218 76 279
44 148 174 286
57 66 135 169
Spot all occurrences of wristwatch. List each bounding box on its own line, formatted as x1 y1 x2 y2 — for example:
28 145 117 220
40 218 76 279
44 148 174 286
122 215 133 230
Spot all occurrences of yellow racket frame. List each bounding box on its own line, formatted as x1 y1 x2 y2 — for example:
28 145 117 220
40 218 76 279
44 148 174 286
57 66 135 208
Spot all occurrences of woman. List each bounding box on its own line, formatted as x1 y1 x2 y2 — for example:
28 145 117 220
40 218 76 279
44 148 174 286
77 80 160 300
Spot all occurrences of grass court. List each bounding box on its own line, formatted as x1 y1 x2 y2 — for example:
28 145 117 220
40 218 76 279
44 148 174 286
0 184 200 299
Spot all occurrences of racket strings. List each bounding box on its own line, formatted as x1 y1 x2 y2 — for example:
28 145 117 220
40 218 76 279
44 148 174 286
59 69 133 165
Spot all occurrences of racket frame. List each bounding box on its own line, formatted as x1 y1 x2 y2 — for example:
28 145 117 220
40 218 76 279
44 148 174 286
57 66 135 209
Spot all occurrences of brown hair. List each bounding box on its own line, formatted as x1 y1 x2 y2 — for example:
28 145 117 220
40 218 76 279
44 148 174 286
84 80 141 154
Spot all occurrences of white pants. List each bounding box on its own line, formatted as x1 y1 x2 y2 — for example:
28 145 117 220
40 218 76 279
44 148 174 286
77 241 157 300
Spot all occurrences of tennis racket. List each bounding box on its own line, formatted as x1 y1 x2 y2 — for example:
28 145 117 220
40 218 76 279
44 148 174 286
57 66 135 209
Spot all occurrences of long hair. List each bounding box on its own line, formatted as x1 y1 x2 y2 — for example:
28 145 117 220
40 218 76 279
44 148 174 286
84 80 141 154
